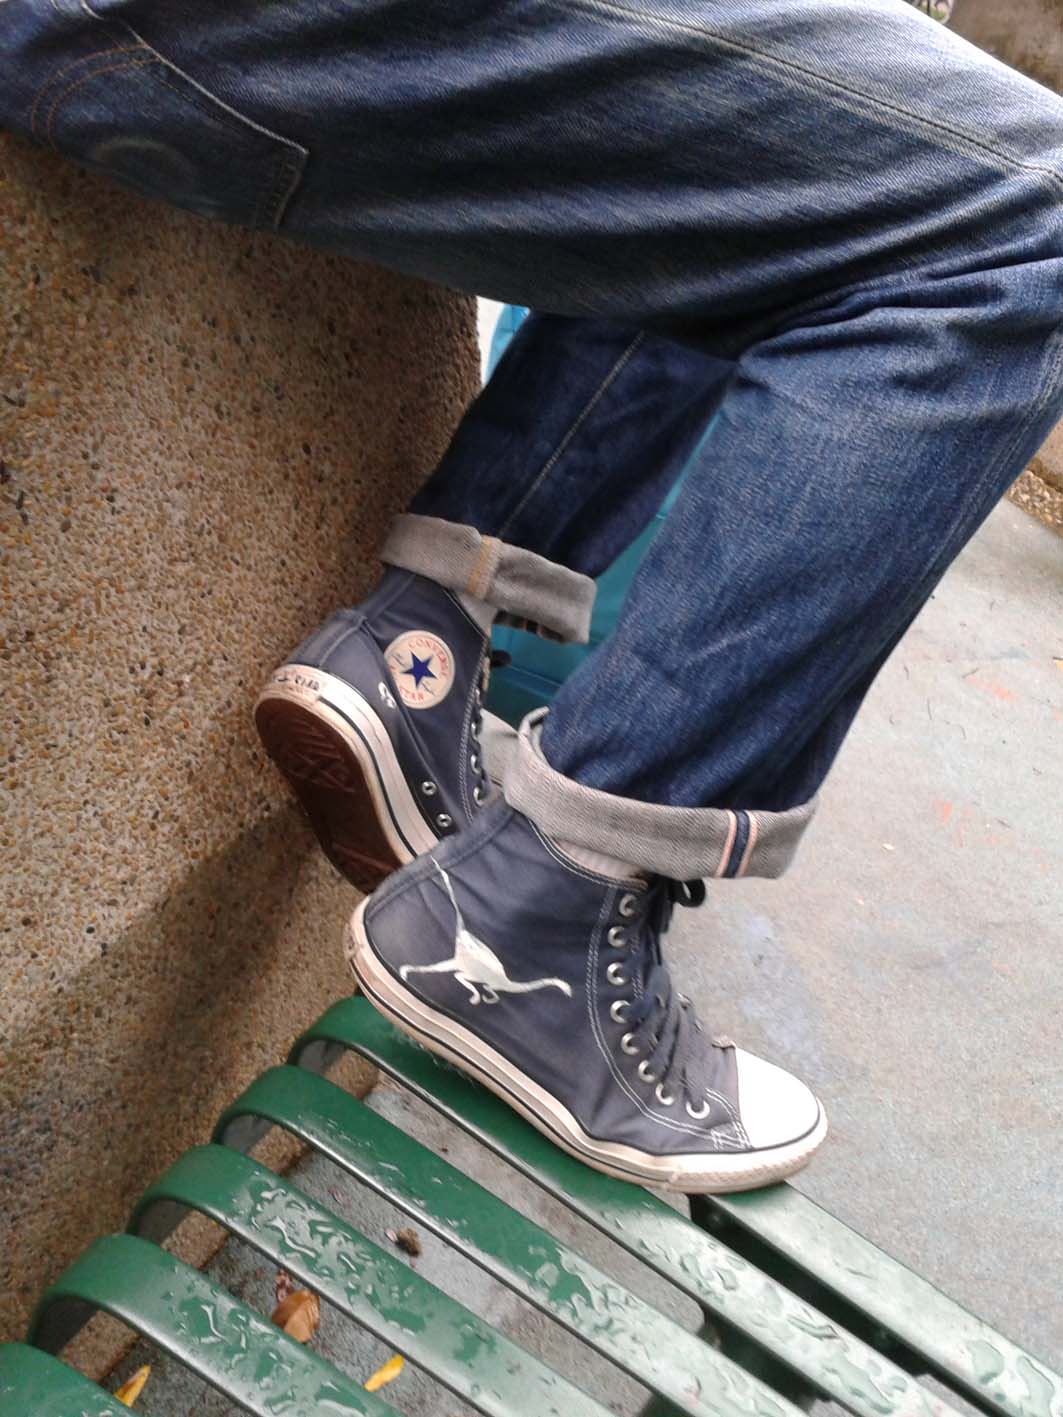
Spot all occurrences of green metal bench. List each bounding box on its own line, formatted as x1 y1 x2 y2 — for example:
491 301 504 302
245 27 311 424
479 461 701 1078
3 995 1059 1416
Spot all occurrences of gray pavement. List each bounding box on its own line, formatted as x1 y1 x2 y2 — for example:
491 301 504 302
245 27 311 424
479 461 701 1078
108 499 1062 1412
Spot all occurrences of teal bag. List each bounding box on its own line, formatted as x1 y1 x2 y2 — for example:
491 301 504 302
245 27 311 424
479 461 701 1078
485 306 682 727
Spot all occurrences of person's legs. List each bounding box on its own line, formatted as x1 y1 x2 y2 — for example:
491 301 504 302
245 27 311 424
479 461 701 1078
8 0 1063 1186
254 317 731 885
410 313 733 577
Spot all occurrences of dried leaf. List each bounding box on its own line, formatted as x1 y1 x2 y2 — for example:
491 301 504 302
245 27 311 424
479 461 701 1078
271 1289 321 1344
394 1227 422 1257
115 1365 150 1407
274 1269 298 1306
365 1354 405 1392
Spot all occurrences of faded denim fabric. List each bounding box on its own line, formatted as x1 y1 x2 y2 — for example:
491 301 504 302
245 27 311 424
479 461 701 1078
3 0 1063 822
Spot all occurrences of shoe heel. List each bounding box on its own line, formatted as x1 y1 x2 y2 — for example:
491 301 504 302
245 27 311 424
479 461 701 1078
255 664 430 889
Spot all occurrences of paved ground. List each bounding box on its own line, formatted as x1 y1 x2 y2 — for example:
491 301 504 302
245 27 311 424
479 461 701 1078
108 499 1062 1411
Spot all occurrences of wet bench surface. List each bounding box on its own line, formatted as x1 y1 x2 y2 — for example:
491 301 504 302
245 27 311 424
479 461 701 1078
3 996 1059 1416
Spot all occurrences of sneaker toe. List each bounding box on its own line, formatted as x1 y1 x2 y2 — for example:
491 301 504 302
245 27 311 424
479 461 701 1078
733 1048 823 1151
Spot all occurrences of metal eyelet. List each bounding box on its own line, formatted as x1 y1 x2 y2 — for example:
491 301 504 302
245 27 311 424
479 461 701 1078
436 813 453 830
609 999 630 1023
421 780 438 796
470 752 480 772
620 1032 640 1056
637 1060 657 1084
607 926 627 948
685 1099 711 1120
655 1083 676 1107
606 962 628 987
473 784 486 806
618 893 638 918
470 718 481 740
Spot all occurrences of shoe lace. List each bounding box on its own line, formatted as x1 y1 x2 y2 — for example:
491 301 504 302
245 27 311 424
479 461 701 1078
468 649 510 808
619 878 729 1112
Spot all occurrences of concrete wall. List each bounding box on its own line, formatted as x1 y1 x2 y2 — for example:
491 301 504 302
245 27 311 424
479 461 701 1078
0 134 479 1344
953 0 1063 535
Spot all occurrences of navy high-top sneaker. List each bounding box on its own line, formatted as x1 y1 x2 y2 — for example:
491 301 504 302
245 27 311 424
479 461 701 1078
346 799 827 1192
256 567 496 887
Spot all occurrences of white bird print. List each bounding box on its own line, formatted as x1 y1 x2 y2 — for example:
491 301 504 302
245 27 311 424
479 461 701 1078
400 861 573 1006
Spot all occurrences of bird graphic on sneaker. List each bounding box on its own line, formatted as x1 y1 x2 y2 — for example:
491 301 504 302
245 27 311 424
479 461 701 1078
346 799 828 1193
399 862 572 1005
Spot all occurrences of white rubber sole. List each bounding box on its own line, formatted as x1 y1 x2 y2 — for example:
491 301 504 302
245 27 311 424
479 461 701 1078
346 898 828 1193
256 664 440 873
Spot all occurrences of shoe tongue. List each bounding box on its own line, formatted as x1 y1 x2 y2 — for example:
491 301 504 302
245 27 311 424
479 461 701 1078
554 838 647 883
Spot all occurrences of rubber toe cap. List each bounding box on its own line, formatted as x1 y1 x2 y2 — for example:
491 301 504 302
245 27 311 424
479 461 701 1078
734 1048 823 1151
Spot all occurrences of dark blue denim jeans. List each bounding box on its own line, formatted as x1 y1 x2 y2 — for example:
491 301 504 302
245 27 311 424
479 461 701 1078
5 0 1063 816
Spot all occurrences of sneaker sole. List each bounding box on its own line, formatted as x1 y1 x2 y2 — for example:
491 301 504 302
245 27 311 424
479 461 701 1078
346 898 828 1194
255 664 439 889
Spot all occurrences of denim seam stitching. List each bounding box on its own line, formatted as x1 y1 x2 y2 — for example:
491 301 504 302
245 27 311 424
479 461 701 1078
563 0 1063 197
44 56 152 150
30 45 144 141
78 0 309 227
498 330 647 539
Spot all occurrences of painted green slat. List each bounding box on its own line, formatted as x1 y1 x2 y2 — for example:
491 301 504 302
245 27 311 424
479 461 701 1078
291 997 1061 1417
130 1143 609 1417
28 1234 396 1417
216 1064 802 1417
0 1342 127 1416
710 1188 1063 1417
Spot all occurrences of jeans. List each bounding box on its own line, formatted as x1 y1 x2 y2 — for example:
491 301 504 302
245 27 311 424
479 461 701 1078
5 0 1063 827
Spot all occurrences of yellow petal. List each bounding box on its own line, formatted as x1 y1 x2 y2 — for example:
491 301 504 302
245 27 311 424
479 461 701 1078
365 1354 405 1392
271 1289 321 1344
115 1365 151 1407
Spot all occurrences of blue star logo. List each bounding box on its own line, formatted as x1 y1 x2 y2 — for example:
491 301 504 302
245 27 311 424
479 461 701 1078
402 652 437 689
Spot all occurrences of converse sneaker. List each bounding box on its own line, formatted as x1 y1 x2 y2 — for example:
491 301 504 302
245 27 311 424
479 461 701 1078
346 799 828 1192
255 568 496 887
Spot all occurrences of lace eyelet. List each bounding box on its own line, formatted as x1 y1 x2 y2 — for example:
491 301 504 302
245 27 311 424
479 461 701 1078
470 752 480 772
421 781 437 796
620 1032 640 1056
618 893 638 918
655 1083 676 1107
609 999 631 1023
637 1060 657 1083
685 1098 711 1120
470 719 481 740
473 784 486 806
607 925 627 948
436 813 453 830
606 962 628 987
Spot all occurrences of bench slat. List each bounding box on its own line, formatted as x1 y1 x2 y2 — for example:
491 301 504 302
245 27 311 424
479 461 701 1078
708 1187 1063 1417
292 997 1060 1417
217 1063 805 1417
27 1233 396 1417
130 1142 611 1417
0 1342 127 1416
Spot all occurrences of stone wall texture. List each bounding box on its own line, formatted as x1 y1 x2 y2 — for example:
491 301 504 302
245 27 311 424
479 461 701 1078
955 0 1063 535
0 133 478 1344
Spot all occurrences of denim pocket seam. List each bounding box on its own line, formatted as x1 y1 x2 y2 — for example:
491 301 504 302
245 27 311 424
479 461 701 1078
30 44 144 141
44 12 309 230
45 54 153 151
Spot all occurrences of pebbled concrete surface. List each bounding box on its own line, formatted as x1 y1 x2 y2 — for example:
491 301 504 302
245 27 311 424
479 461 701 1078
0 131 479 1349
111 497 1062 1413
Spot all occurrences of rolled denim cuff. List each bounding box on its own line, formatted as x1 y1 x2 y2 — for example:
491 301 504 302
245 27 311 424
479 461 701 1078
504 710 817 880
380 513 595 644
